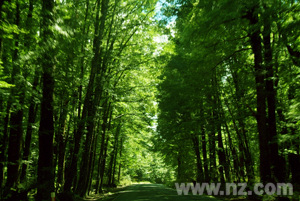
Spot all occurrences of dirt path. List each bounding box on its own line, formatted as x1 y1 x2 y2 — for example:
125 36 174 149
100 184 220 201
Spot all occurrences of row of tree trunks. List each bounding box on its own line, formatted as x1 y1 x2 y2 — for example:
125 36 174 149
108 123 121 186
190 65 255 184
64 0 108 192
246 4 281 183
20 0 38 183
20 72 39 181
55 100 70 191
175 1 290 188
0 0 156 199
98 108 113 193
229 62 254 181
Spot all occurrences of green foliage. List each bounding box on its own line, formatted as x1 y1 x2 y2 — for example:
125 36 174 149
155 0 300 186
0 81 14 88
1 0 299 199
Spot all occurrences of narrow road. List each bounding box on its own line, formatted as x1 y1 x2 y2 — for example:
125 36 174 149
101 184 220 201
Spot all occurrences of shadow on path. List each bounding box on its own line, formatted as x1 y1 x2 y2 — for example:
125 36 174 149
99 184 220 201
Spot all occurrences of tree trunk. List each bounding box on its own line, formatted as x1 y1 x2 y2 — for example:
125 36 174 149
21 71 39 181
75 102 96 196
107 150 115 186
56 100 69 191
192 135 203 182
201 126 209 182
108 123 121 186
217 128 226 183
99 135 110 192
99 109 113 193
36 0 55 200
209 95 217 182
87 131 99 194
19 0 37 182
112 135 119 185
246 7 270 183
117 137 123 183
213 74 229 183
6 1 23 190
95 102 110 193
0 103 10 194
262 6 281 182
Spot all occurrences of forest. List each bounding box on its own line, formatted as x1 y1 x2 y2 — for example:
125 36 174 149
0 0 299 200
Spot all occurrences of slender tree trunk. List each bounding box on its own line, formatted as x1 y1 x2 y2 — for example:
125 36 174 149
99 109 113 193
117 137 123 183
213 75 228 183
209 94 217 182
217 127 226 183
112 137 119 185
108 123 120 186
95 103 109 193
87 131 99 194
107 150 115 186
99 135 110 192
192 134 203 182
0 103 10 191
36 0 55 200
177 154 182 181
6 1 23 190
0 0 11 187
76 101 96 196
222 116 236 182
56 100 69 191
223 97 243 182
201 126 209 182
21 71 39 181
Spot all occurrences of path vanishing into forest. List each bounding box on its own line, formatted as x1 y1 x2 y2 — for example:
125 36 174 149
100 184 220 201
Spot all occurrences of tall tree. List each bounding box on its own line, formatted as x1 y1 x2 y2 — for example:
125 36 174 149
36 0 55 200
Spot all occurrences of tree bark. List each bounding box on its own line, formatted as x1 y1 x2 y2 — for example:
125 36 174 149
0 103 10 194
108 123 121 186
192 135 203 182
36 0 55 200
246 6 270 183
6 1 23 190
201 126 209 182
21 70 39 181
56 100 69 191
117 137 123 183
262 6 281 182
98 109 113 193
95 101 110 193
